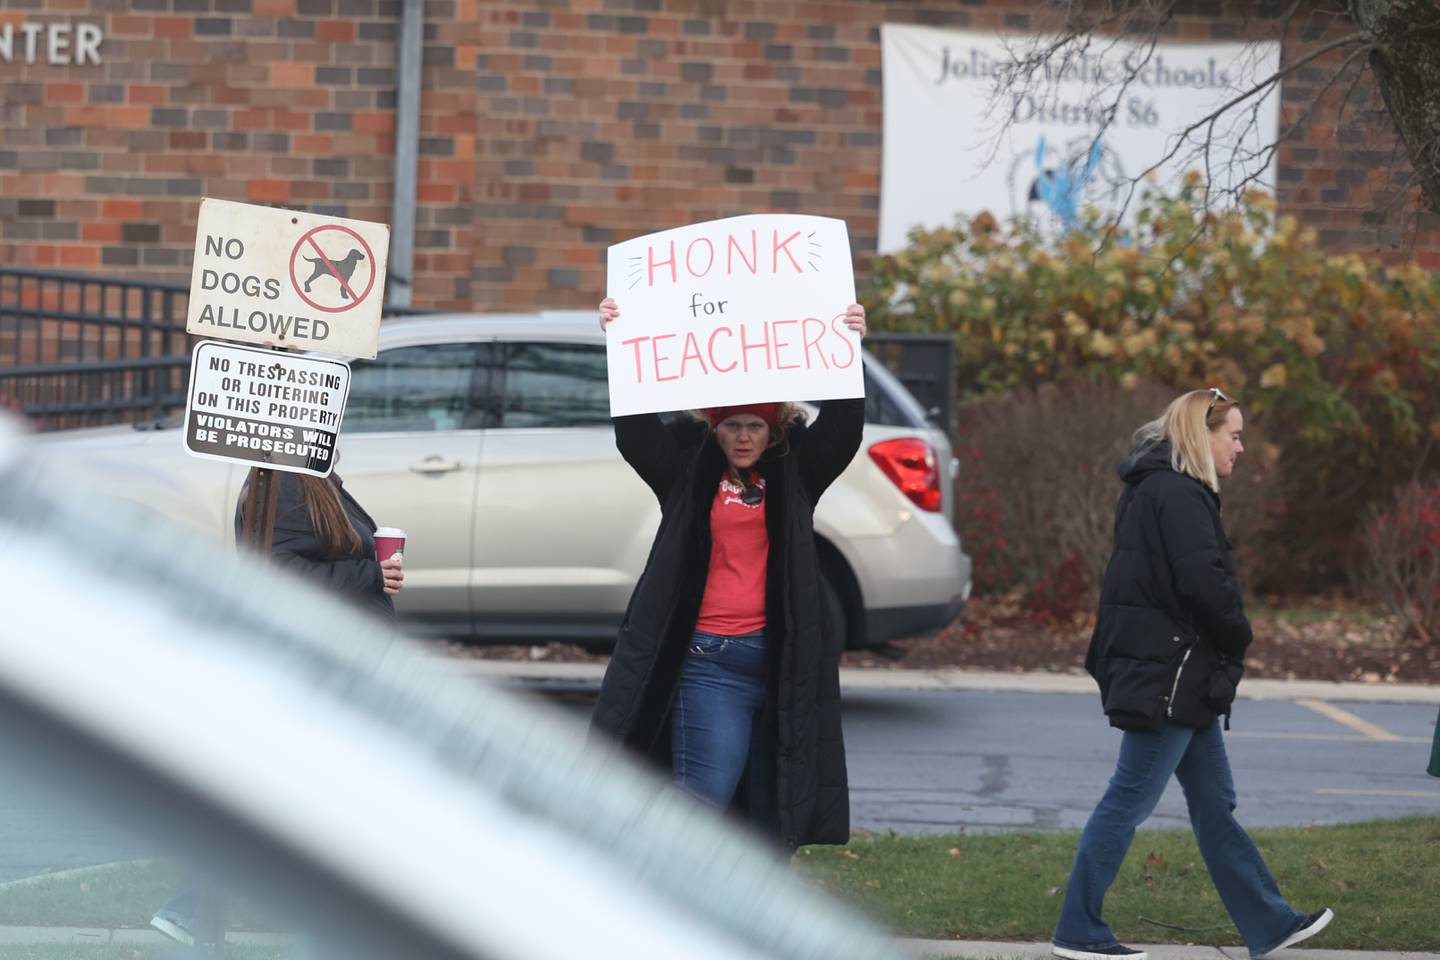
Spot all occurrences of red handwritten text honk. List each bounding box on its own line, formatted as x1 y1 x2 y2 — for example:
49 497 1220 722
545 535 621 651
643 228 808 288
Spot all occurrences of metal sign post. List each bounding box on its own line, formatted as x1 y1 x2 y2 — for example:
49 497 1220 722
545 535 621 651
239 466 280 553
175 200 386 959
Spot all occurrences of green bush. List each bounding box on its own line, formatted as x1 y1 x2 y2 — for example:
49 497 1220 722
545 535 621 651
867 177 1440 590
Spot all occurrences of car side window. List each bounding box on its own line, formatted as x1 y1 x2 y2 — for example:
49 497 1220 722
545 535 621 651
343 342 492 433
499 342 610 429
862 367 925 428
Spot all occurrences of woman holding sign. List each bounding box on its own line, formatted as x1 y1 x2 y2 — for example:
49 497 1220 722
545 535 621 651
590 296 866 850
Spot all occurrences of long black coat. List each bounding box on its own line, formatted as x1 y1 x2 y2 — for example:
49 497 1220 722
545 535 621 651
1085 440 1251 732
234 472 396 623
591 399 864 848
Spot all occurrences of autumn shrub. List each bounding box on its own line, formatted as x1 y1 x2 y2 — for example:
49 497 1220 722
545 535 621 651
1357 483 1440 645
952 380 1169 618
868 176 1440 590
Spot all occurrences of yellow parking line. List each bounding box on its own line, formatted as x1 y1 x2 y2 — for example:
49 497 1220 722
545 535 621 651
1228 731 1427 744
1294 698 1404 741
1316 788 1440 798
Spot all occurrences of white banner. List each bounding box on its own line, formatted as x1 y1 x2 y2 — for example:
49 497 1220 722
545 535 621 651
604 215 862 417
186 198 390 359
879 24 1282 252
183 340 350 477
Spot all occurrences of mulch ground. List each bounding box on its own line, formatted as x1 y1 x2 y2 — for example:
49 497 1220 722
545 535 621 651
439 592 1440 685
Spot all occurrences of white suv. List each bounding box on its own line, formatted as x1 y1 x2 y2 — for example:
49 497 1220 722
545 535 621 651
27 312 972 649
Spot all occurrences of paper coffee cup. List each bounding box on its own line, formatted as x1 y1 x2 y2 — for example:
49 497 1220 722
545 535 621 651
374 527 406 562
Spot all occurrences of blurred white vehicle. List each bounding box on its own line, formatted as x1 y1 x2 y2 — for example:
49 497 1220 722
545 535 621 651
24 312 971 650
0 413 912 960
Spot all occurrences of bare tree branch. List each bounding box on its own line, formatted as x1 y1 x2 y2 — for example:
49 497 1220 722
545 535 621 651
994 0 1440 239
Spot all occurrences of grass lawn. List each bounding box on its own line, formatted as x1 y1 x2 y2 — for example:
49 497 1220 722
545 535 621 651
0 861 278 932
1 819 1434 953
0 861 181 930
796 816 1440 951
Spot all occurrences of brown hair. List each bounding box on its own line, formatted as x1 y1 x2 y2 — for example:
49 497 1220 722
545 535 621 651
300 475 362 557
239 469 361 557
765 402 804 452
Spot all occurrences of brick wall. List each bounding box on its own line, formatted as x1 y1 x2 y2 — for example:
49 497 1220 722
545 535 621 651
1 0 1436 317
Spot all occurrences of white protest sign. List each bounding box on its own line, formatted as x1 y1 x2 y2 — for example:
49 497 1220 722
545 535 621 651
186 198 390 359
604 214 861 417
183 340 350 477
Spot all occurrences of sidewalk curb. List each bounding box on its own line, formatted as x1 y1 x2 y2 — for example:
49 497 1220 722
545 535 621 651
900 940 1440 960
441 659 1440 704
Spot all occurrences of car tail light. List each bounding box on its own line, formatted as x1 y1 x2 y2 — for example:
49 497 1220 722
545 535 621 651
868 437 942 512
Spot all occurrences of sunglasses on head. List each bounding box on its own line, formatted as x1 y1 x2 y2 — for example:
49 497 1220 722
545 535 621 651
1206 386 1230 418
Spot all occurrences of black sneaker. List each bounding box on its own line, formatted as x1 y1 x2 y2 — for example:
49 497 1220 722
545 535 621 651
1262 908 1334 956
1053 945 1148 960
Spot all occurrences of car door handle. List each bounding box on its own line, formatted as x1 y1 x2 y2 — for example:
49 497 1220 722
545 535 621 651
409 456 463 475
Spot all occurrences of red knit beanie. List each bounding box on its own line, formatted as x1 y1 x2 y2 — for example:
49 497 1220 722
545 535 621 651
705 402 780 428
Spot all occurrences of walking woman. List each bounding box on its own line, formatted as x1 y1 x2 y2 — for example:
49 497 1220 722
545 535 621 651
590 296 866 850
150 467 402 946
1052 388 1330 960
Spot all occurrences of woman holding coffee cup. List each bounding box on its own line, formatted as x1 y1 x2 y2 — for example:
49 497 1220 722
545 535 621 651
234 468 403 622
152 469 403 946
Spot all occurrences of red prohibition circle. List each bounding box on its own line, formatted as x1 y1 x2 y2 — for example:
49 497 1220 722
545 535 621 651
289 224 378 314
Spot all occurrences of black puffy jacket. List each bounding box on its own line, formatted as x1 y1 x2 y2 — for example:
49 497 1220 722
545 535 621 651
591 400 864 848
1085 440 1251 732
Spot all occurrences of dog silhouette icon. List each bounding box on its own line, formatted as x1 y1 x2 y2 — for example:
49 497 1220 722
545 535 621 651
302 249 366 299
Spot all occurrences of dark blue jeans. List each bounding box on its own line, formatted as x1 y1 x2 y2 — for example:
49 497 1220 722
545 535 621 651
671 631 774 831
1054 721 1305 958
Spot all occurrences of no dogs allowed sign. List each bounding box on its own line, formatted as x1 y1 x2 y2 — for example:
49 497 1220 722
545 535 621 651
184 341 351 477
185 198 389 359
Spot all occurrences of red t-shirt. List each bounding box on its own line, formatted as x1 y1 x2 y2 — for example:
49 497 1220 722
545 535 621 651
695 473 769 636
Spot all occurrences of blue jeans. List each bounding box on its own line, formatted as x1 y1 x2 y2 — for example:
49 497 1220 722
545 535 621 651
1054 721 1305 957
671 631 774 831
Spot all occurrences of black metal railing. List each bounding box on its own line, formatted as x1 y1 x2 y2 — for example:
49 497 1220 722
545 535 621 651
0 267 193 430
0 267 443 431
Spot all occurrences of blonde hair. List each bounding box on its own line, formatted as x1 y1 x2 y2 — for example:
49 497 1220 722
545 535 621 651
1133 389 1239 492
